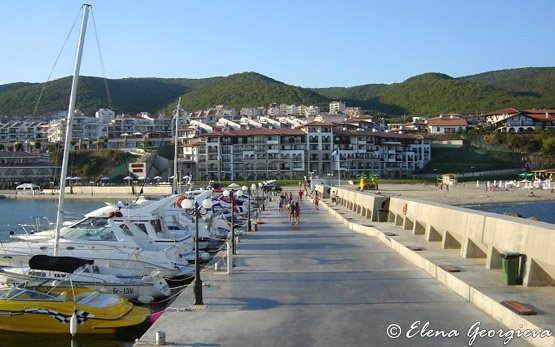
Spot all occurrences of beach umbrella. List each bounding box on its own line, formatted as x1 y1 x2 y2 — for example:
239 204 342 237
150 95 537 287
123 176 133 181
228 183 240 188
138 176 146 180
153 176 162 180
100 176 110 181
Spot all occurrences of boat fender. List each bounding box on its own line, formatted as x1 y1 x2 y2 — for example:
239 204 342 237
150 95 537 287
175 195 186 208
108 210 123 219
150 311 163 324
70 311 78 336
138 295 154 304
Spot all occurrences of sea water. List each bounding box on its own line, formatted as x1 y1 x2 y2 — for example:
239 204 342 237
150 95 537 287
0 199 105 240
466 200 555 224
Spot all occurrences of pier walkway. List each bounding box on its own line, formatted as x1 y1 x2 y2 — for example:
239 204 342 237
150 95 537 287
135 194 550 346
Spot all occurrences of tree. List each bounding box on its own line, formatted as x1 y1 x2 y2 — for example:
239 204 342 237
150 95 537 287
14 142 23 151
542 137 555 155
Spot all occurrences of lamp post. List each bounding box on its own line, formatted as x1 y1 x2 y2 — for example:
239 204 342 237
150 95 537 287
243 184 256 232
258 182 264 210
223 188 243 255
181 197 213 305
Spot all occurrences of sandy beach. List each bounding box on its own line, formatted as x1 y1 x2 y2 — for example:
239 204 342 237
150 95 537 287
369 182 555 206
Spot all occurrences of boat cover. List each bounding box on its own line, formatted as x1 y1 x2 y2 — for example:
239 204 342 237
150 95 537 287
28 255 94 273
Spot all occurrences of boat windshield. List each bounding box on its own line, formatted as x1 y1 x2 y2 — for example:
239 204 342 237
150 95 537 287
62 217 117 242
0 288 64 301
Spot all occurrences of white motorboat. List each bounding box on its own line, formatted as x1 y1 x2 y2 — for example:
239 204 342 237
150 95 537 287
0 255 171 303
0 213 195 285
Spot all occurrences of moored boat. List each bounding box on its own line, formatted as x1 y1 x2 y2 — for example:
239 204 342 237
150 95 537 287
0 255 171 303
0 287 150 334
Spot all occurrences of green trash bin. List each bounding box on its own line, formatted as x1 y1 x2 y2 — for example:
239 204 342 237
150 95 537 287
376 208 387 222
501 253 522 285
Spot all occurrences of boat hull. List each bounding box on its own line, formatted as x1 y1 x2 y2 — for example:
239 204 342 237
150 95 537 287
0 290 150 334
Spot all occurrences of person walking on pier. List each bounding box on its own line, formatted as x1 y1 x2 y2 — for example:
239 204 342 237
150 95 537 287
278 194 285 211
288 201 296 225
298 189 304 201
295 202 301 224
313 192 320 210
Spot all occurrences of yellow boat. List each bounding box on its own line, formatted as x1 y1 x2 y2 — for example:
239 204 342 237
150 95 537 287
0 287 150 334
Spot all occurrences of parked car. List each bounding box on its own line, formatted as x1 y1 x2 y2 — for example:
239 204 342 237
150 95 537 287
262 184 282 193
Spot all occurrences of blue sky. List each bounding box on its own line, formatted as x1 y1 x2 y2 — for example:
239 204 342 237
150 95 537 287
1 0 554 88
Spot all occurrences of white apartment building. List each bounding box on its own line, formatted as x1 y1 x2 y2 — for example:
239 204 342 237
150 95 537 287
95 108 115 122
329 101 346 114
47 110 109 144
267 105 280 117
306 105 320 116
0 121 49 150
184 120 431 180
278 104 299 116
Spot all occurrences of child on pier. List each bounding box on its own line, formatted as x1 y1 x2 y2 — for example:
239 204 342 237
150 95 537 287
313 192 320 210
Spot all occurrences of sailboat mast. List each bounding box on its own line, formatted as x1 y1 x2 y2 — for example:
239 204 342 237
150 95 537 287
54 4 91 255
173 97 181 194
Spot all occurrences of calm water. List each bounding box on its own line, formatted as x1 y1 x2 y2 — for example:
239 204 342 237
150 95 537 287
0 198 151 346
0 199 105 240
466 200 555 224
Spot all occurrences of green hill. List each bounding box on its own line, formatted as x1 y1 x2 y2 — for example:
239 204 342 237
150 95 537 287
0 67 554 117
377 73 534 115
313 69 554 115
164 72 330 112
461 67 555 108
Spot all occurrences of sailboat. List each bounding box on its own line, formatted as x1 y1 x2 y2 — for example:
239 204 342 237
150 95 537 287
0 3 193 292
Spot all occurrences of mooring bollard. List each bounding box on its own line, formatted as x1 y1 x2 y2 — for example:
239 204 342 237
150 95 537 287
155 331 166 345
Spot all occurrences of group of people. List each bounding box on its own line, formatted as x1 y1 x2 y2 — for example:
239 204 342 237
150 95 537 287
278 191 302 225
277 187 324 225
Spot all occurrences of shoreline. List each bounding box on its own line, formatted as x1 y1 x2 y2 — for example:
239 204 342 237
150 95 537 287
3 182 555 206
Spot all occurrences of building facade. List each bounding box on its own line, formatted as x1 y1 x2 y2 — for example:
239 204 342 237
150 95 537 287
183 121 431 180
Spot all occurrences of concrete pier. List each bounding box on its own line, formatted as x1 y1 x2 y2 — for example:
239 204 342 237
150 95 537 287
136 193 554 346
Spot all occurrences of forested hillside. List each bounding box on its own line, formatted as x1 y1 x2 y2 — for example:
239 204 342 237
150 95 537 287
0 67 553 117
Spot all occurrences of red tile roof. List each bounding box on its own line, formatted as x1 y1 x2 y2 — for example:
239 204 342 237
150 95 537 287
200 128 305 137
484 108 521 116
299 121 335 127
426 117 468 126
332 129 421 140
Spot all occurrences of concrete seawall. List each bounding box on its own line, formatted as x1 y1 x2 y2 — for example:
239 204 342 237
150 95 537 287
316 184 555 288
